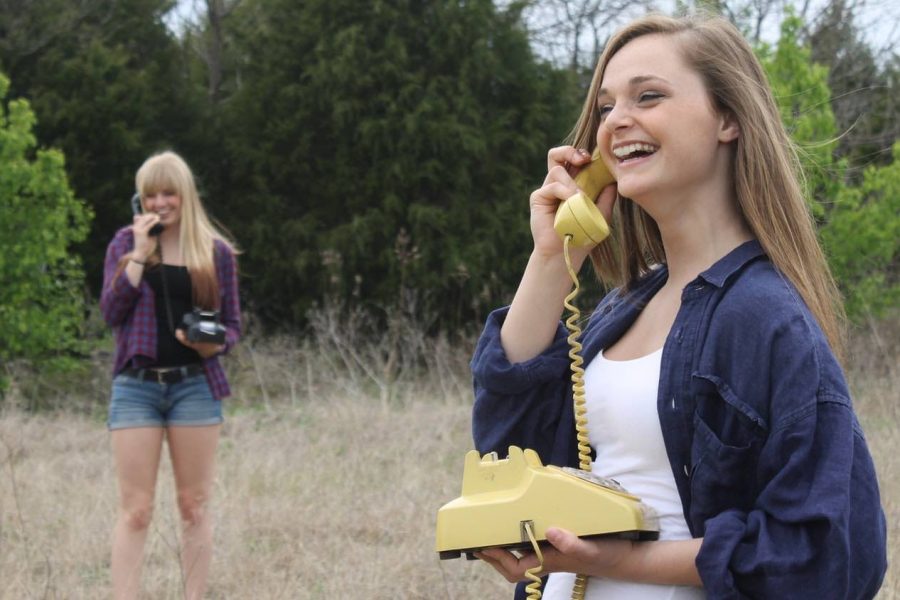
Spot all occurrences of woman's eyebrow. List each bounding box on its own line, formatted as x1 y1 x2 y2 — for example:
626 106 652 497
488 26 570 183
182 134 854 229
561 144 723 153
598 75 671 97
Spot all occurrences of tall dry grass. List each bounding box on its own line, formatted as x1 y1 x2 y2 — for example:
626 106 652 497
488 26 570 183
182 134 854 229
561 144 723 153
845 318 899 600
0 307 897 599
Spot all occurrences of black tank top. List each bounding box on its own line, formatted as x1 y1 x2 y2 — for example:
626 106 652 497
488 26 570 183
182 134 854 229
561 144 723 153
143 264 202 367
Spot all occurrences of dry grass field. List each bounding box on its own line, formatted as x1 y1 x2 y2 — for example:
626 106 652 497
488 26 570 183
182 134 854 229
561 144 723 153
0 310 897 599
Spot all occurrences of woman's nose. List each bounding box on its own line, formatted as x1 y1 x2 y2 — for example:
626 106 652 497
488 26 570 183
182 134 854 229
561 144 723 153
603 103 634 132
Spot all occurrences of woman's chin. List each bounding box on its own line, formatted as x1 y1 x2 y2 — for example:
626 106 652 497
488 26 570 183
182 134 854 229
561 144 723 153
615 179 653 203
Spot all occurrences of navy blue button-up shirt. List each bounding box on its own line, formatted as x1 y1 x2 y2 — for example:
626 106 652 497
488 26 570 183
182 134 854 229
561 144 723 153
471 240 886 599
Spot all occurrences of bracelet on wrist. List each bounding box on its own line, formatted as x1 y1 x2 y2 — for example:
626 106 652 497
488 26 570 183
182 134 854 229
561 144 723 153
130 258 146 266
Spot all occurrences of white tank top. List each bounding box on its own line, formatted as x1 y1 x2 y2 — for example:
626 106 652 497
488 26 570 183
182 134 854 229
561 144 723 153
542 348 706 600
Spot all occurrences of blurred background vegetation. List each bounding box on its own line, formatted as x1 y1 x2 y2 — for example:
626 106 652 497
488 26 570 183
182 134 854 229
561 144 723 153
0 0 898 389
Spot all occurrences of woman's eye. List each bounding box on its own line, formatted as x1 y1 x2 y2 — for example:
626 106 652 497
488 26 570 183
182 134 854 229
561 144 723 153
598 104 614 119
638 91 664 103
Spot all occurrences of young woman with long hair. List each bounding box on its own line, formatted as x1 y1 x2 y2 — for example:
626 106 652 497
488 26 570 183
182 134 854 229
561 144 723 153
100 151 240 599
470 14 886 599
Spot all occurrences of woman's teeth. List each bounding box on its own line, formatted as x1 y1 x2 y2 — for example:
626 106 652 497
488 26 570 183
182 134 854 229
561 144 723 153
613 143 658 160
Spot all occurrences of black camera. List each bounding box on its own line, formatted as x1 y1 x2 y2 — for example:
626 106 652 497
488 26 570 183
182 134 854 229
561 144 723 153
181 309 227 344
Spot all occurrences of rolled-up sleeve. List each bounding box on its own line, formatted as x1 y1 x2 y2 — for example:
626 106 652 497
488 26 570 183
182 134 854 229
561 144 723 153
695 311 887 598
100 229 140 327
697 399 885 598
215 241 241 354
471 307 573 460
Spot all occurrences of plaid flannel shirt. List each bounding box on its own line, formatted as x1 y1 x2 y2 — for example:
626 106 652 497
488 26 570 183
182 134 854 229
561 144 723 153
100 227 241 400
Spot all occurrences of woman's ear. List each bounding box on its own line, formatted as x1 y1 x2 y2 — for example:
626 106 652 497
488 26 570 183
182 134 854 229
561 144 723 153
718 111 740 143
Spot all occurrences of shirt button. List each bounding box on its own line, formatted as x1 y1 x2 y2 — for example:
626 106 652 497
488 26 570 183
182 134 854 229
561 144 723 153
684 464 690 476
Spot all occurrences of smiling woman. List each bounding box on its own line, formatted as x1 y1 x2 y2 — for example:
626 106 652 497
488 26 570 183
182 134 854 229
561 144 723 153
594 37 740 240
99 151 241 600
469 13 887 600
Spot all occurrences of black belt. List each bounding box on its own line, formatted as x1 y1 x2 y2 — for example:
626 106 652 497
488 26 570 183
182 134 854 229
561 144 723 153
122 364 204 385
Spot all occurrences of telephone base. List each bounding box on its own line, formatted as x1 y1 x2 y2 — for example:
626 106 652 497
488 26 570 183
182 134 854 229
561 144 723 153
438 529 659 560
435 447 660 559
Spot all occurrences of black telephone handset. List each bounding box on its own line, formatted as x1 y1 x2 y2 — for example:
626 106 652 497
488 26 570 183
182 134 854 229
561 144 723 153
131 192 164 236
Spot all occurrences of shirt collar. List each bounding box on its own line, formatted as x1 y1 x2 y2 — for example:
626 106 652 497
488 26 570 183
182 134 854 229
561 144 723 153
697 239 765 288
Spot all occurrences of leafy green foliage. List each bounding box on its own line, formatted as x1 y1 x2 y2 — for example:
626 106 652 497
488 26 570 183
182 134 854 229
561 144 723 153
759 14 840 218
0 0 201 291
0 73 93 377
820 143 900 317
760 14 899 321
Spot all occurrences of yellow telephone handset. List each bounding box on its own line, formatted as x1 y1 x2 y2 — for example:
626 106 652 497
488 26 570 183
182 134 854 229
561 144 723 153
553 148 614 247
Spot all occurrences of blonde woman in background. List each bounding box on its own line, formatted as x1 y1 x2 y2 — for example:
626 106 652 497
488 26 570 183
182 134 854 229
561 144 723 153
100 151 240 599
471 14 886 600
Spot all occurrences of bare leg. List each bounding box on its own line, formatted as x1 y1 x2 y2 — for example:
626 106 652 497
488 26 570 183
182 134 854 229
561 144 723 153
168 425 221 600
111 427 165 600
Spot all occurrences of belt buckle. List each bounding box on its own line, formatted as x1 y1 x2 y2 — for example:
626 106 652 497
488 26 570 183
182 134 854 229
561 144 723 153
155 369 167 385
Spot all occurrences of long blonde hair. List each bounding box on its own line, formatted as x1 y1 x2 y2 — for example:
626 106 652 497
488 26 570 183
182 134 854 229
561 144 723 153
570 14 846 358
128 151 238 310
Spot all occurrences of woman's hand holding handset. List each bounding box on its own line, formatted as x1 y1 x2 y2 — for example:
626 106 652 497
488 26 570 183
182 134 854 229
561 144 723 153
124 213 162 287
131 213 162 263
501 146 616 363
531 146 617 267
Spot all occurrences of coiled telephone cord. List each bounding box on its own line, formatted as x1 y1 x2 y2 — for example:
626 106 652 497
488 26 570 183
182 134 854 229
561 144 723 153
562 236 594 474
562 235 590 600
516 236 592 600
523 521 545 600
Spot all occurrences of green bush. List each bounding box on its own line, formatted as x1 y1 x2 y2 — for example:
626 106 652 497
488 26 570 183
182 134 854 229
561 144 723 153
0 73 93 391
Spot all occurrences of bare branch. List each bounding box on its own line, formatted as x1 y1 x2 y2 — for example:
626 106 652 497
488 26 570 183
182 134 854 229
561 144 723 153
520 0 655 70
184 0 242 102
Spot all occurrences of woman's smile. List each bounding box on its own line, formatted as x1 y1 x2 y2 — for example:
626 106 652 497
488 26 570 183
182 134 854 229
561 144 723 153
612 141 660 168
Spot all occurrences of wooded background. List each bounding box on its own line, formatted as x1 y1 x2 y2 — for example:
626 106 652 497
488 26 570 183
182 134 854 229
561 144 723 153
1 0 898 377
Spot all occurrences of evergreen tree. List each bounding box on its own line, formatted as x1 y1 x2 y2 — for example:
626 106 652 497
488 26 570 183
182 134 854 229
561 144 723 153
217 0 579 328
0 0 201 291
808 0 895 176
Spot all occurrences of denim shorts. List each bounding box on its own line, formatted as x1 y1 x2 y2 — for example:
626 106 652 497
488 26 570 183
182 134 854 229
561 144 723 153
107 372 223 430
